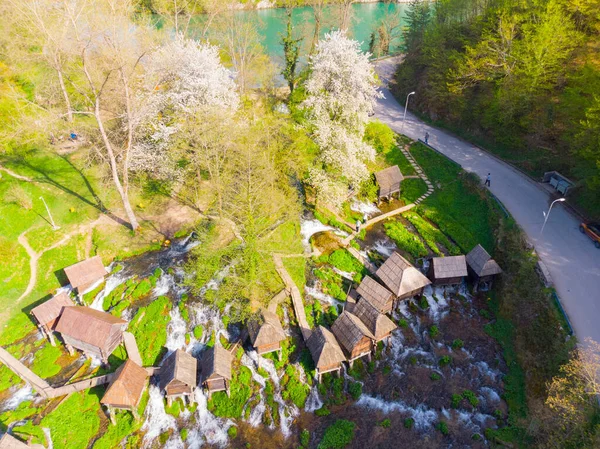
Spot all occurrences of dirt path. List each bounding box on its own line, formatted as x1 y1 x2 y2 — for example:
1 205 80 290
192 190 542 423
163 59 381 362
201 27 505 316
0 165 33 182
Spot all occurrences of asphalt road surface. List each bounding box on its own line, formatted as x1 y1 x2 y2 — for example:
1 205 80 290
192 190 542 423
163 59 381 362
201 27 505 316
374 57 600 344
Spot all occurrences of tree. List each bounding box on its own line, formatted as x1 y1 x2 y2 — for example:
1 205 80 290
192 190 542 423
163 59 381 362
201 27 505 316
303 31 382 206
280 9 303 94
402 0 432 53
336 0 356 32
309 0 331 53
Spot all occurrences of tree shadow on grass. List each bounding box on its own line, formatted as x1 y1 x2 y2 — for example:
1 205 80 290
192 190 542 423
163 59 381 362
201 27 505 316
2 152 131 229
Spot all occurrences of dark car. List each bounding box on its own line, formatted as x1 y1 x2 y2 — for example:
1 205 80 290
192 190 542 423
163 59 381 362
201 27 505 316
579 222 600 248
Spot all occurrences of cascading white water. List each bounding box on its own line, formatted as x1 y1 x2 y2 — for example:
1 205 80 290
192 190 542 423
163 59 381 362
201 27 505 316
304 386 323 412
142 385 178 446
90 271 128 310
480 386 501 403
186 388 234 449
372 239 397 257
356 395 438 430
300 219 333 247
2 385 34 411
350 200 381 218
165 305 187 352
42 428 53 449
304 285 344 309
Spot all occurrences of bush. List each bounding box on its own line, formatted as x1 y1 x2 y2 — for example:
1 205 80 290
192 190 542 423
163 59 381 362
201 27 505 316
398 318 408 328
315 406 330 416
404 417 415 429
300 429 310 447
452 339 464 349
318 420 356 449
364 120 396 153
429 325 440 339
419 296 429 310
430 371 441 381
327 249 368 282
462 390 479 407
227 426 238 438
439 355 451 367
348 381 362 400
437 421 449 435
378 418 391 428
451 393 462 408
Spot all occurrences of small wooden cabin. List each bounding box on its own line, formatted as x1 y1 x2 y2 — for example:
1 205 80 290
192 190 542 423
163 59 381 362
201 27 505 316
428 255 468 286
0 433 44 449
375 165 404 201
306 325 346 382
55 306 127 363
466 244 502 290
356 275 394 314
353 299 397 344
376 252 431 301
160 349 197 406
101 359 148 424
200 342 233 399
248 310 286 356
331 311 374 367
63 255 107 295
30 292 74 346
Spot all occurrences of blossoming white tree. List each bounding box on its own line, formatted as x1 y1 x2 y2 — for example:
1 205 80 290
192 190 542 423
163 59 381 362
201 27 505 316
130 37 239 177
303 30 382 207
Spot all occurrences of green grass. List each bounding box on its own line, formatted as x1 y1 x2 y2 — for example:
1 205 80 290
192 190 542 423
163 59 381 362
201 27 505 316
319 249 368 283
40 389 101 449
129 296 172 365
262 220 304 254
404 211 461 256
282 256 306 292
30 343 63 378
318 419 356 449
411 142 498 253
0 400 40 430
208 365 253 419
400 178 428 203
281 364 310 408
384 220 428 258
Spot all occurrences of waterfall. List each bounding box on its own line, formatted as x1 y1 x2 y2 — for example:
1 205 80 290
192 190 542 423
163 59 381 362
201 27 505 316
142 386 177 446
90 271 128 311
350 200 381 218
1 385 34 412
186 388 234 449
165 306 188 353
304 386 323 413
300 219 333 247
356 395 438 430
372 239 396 257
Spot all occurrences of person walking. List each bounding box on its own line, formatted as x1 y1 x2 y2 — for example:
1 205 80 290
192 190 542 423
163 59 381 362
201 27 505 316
356 220 361 233
424 132 429 144
485 173 491 187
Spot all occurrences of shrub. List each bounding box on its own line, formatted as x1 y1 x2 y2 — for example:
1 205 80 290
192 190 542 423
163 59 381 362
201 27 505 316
451 394 462 408
472 433 481 440
180 428 188 441
192 325 203 340
300 429 310 447
327 249 368 282
437 421 449 435
348 381 362 400
429 325 439 339
419 296 429 310
227 426 238 438
439 355 451 367
462 390 479 407
382 365 391 375
430 371 441 381
318 420 356 449
315 406 330 416
452 339 464 349
378 418 391 428
398 318 408 328
364 120 396 153
404 417 414 429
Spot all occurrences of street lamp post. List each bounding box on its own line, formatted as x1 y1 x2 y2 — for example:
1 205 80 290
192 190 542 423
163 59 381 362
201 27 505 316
39 196 60 231
541 198 566 234
401 91 415 133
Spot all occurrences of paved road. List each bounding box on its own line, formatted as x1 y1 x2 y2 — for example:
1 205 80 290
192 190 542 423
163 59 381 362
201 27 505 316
374 57 600 344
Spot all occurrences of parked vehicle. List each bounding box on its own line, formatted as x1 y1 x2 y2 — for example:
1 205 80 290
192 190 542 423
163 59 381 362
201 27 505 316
579 223 600 248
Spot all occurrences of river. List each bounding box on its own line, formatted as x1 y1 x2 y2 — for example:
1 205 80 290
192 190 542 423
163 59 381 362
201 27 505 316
194 2 408 62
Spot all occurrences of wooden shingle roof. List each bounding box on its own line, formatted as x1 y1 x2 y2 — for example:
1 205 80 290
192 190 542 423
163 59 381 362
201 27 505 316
356 276 393 312
200 341 232 381
63 255 106 289
306 325 346 369
466 245 502 277
431 255 468 279
331 311 374 355
101 359 147 409
375 165 404 196
159 349 197 391
353 299 397 340
30 291 74 328
55 306 126 350
0 433 30 449
248 310 286 348
376 252 431 297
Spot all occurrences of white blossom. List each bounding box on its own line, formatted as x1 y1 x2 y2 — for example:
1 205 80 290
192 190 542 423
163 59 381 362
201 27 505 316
303 31 382 206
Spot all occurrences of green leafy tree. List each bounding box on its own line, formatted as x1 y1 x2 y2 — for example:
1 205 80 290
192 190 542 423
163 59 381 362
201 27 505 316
280 9 303 94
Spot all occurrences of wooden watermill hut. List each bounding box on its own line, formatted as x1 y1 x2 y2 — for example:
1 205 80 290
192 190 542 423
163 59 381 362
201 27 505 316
160 349 197 406
428 255 468 286
353 299 397 344
356 275 394 314
331 311 374 367
101 359 148 424
375 165 404 201
376 252 431 301
200 342 232 398
466 244 502 290
63 255 107 295
55 306 127 363
248 310 286 356
306 325 346 382
30 291 74 346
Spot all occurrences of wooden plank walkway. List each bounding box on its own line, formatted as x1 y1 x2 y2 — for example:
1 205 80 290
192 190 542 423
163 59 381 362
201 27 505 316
267 289 289 313
123 332 143 366
0 348 52 398
273 254 312 341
